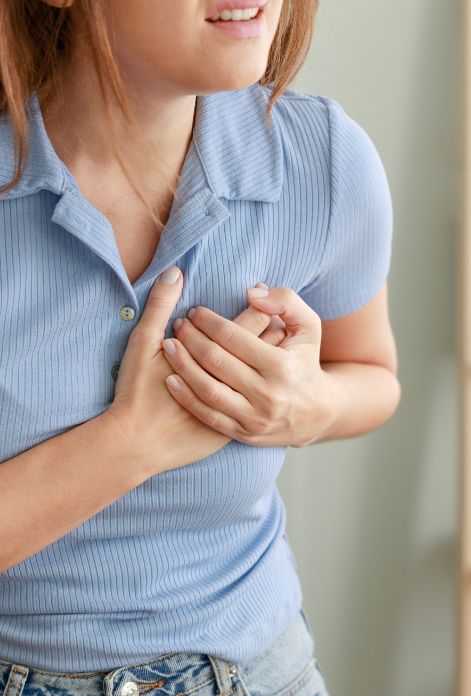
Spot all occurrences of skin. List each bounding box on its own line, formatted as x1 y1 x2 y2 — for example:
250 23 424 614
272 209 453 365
41 0 284 193
41 0 401 446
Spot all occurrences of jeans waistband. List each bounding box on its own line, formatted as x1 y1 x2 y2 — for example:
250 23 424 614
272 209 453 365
0 651 237 696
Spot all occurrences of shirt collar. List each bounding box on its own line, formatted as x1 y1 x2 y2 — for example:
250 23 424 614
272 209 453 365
0 83 284 204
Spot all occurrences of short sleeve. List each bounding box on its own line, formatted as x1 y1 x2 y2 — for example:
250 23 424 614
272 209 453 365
298 96 394 320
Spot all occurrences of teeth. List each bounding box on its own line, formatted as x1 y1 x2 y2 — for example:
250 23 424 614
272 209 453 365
210 7 260 21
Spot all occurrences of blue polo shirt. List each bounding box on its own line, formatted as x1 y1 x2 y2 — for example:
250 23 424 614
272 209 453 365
0 82 393 671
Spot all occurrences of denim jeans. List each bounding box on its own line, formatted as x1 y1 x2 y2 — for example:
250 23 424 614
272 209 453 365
0 608 330 696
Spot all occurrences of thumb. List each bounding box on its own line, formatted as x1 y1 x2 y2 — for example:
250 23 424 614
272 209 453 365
134 265 183 352
246 284 322 350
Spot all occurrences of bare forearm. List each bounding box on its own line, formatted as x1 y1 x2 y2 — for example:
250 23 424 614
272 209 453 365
312 361 401 444
0 412 155 573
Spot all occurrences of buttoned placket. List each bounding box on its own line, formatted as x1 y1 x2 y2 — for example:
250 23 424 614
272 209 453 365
49 180 231 383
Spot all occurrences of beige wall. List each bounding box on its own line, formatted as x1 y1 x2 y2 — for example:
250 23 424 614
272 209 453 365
278 1 461 694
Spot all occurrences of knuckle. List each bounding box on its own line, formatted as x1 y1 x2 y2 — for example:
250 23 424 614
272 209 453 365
146 294 173 311
252 381 269 403
240 430 262 446
279 286 296 301
249 313 271 336
276 354 295 382
129 326 153 346
263 392 277 411
207 347 223 369
203 409 220 429
263 392 285 421
253 414 271 435
219 326 236 344
278 384 291 407
202 387 220 405
274 329 288 346
171 352 185 370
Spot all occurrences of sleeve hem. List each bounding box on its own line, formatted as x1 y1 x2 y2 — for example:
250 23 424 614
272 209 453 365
316 272 388 321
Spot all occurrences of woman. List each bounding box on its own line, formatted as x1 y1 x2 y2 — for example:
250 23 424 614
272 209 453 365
0 1 400 696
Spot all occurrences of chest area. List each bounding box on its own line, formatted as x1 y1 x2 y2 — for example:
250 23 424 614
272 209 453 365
0 190 326 457
83 187 175 286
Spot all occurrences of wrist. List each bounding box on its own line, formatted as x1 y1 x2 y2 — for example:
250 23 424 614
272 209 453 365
98 408 167 484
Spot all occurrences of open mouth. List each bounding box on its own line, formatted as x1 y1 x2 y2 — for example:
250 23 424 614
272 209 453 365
206 7 264 22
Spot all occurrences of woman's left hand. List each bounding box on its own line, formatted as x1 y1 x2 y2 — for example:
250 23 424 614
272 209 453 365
161 285 339 447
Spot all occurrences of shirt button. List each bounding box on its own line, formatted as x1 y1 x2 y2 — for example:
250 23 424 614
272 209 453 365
111 362 120 380
121 682 139 696
119 306 135 321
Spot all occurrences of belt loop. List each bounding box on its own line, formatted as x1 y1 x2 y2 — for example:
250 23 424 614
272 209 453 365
207 655 234 696
4 664 29 696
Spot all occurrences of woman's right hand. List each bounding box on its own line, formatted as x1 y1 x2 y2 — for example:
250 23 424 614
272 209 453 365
103 265 234 478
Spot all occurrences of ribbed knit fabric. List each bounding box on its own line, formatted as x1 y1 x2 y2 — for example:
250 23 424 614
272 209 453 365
0 82 393 672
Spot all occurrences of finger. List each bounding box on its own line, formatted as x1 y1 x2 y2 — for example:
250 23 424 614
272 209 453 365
161 337 253 420
181 305 281 373
129 265 183 357
172 318 264 394
259 316 287 346
164 373 246 441
246 285 322 348
231 282 274 336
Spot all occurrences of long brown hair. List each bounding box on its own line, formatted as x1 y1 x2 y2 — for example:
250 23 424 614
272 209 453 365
0 0 319 227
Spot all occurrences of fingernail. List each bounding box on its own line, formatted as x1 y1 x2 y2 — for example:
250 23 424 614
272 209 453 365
173 318 183 330
157 265 181 284
248 287 269 298
162 339 177 355
257 282 270 289
166 375 181 391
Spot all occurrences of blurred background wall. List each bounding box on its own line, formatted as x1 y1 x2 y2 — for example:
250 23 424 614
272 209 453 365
278 1 462 694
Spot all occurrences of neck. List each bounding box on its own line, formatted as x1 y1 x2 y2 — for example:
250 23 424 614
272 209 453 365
39 40 197 196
